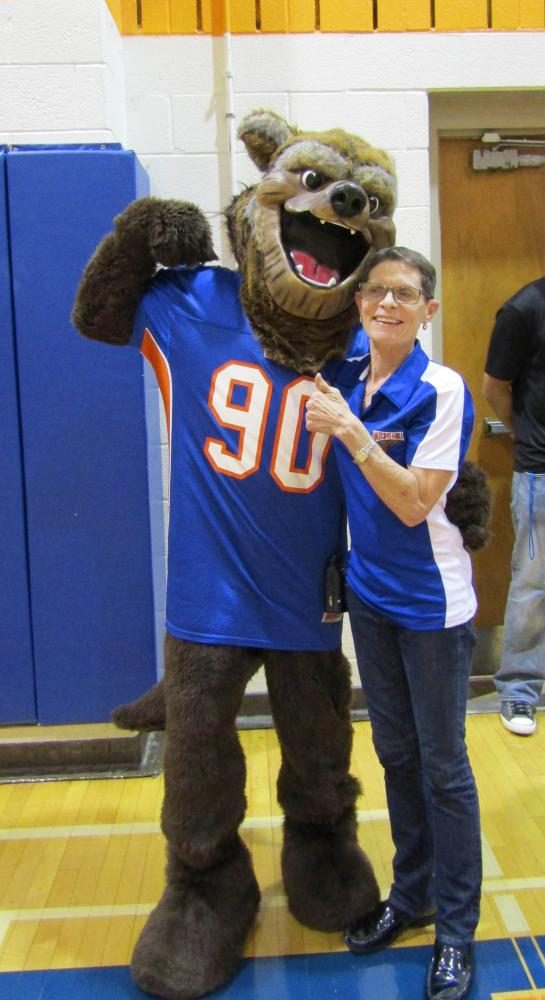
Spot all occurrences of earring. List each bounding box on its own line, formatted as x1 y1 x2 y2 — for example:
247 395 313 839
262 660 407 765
422 320 428 330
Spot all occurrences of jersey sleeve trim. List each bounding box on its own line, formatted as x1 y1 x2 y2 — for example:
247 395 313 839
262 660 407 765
141 328 173 454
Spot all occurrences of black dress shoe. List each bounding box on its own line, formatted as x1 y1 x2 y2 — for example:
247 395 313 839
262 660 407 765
344 899 435 955
426 940 474 999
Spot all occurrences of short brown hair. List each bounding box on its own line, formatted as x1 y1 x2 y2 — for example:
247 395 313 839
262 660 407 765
360 246 436 300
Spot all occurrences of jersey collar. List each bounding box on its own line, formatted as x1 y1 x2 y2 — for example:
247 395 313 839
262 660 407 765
369 340 429 410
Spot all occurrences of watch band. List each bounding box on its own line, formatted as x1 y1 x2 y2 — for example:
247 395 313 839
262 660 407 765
353 438 378 465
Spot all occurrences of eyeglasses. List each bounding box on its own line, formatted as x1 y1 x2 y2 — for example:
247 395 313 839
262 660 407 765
358 282 424 305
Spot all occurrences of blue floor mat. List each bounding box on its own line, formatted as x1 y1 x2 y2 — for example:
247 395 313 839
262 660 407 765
0 937 542 999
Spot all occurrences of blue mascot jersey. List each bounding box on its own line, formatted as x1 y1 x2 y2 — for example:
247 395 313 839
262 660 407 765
131 266 367 651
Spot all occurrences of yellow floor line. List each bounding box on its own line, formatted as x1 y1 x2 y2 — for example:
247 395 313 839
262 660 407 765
0 893 297 949
494 895 530 934
491 993 545 999
0 824 159 840
484 879 545 893
0 809 389 842
482 833 504 877
533 936 545 967
1 904 153 922
357 809 390 822
0 881 543 952
0 918 11 947
511 936 537 990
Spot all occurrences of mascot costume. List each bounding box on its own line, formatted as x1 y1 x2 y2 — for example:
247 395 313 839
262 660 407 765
73 110 490 1000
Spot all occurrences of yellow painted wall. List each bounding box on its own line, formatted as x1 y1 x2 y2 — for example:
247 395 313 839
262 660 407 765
105 0 545 33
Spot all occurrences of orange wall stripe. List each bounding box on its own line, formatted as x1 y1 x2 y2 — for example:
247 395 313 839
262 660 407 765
435 0 488 29
519 0 545 27
107 0 545 33
377 0 432 30
119 0 139 32
141 0 171 32
226 0 258 32
200 0 257 34
169 0 199 32
105 0 123 25
288 0 316 31
260 0 288 32
320 0 374 31
492 0 545 28
200 0 218 35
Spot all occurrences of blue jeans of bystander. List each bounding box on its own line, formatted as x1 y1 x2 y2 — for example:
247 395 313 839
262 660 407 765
346 587 482 946
494 471 545 706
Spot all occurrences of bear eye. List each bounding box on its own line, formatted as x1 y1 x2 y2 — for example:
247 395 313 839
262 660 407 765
301 169 325 191
368 195 381 216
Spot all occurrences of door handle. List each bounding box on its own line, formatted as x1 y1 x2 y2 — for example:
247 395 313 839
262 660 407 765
483 418 510 436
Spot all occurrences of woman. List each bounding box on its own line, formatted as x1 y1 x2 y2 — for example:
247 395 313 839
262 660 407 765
305 247 481 1000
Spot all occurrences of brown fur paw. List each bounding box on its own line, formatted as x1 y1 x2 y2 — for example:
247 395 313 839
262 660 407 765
132 843 260 999
282 810 380 931
446 460 492 551
147 200 218 268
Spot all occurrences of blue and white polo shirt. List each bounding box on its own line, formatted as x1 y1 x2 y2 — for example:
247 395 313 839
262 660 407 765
336 340 477 630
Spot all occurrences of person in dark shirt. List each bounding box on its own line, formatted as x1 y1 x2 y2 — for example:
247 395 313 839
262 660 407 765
483 277 545 736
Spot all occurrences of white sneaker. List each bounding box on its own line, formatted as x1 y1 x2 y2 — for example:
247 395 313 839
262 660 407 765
500 701 536 736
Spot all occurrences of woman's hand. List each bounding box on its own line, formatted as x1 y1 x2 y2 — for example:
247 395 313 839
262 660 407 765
307 376 453 528
305 373 354 437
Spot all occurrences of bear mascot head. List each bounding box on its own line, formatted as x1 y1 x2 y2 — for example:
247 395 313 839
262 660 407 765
73 110 489 1000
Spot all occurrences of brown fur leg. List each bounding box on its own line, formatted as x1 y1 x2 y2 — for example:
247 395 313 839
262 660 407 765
264 649 379 931
132 839 259 1000
131 637 261 1000
112 678 166 731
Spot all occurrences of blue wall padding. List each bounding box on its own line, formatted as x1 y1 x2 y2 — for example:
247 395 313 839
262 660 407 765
0 152 37 724
7 147 157 723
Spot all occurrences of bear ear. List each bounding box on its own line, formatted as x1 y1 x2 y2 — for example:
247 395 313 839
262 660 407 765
237 109 298 172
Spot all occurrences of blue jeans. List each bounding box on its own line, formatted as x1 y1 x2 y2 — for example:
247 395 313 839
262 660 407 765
346 587 482 946
495 471 545 706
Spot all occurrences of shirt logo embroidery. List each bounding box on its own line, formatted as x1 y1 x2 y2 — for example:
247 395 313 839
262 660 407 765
371 431 405 442
370 430 405 454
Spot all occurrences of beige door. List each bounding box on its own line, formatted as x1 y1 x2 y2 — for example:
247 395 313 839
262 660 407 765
438 137 545 649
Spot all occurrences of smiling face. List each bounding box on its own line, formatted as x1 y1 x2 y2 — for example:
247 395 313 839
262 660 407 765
355 260 439 360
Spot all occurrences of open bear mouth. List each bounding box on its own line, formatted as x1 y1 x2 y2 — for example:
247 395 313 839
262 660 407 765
281 209 368 288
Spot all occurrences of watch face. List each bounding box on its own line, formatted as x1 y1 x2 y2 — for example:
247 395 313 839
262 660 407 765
354 439 376 464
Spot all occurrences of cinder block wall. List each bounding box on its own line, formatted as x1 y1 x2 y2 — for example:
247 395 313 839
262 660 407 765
0 0 126 144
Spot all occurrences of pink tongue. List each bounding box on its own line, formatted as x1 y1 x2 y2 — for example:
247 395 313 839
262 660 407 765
291 250 339 286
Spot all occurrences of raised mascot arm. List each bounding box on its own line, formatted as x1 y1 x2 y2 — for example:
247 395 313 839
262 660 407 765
72 196 217 344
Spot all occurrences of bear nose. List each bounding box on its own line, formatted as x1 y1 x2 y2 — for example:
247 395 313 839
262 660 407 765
329 181 367 218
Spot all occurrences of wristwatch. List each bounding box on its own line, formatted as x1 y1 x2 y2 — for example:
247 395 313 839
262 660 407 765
353 438 378 465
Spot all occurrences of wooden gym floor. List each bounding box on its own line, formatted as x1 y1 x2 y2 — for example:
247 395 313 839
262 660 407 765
1 714 545 998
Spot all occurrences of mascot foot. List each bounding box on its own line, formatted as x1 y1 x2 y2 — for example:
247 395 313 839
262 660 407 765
112 680 166 731
132 840 260 1000
282 809 380 931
